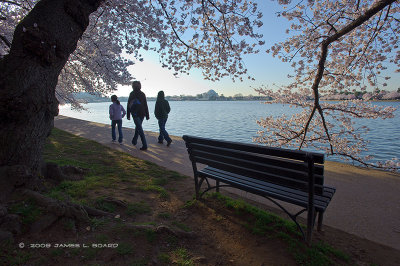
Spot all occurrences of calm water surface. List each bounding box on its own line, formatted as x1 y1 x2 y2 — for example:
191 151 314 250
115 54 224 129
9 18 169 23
59 101 400 166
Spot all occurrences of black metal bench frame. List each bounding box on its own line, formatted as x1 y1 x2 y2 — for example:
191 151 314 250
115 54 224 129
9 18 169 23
182 135 336 244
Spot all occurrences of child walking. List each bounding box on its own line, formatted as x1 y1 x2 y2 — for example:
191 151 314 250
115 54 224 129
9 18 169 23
154 91 172 146
109 95 126 144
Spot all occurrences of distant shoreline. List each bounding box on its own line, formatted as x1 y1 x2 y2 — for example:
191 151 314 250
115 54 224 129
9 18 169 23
61 99 400 105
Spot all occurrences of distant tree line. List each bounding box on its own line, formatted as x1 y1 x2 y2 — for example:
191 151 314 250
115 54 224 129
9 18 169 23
321 88 400 101
73 90 272 103
73 88 400 103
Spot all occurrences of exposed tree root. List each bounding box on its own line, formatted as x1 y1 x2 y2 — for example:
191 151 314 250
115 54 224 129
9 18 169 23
1 189 114 235
0 165 42 203
20 189 114 221
42 162 88 184
102 197 128 207
124 224 197 239
0 162 112 238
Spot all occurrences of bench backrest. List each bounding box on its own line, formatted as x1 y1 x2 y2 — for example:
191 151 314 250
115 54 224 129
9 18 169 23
183 135 325 195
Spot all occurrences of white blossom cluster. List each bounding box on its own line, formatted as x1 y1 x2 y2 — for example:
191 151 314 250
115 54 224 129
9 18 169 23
256 0 399 171
1 0 264 108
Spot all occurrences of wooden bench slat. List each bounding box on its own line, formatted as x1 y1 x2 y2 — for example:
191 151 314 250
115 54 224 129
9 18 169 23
198 169 331 211
188 142 324 176
194 154 307 191
202 167 334 200
190 148 325 185
201 167 333 207
183 135 324 164
192 154 326 195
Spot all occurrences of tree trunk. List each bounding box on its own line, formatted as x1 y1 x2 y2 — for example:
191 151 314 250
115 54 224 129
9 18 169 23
0 0 102 202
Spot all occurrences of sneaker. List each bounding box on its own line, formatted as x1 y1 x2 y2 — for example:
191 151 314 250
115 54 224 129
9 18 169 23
119 142 123 145
131 139 137 145
167 140 172 147
158 140 163 144
140 147 147 151
112 140 116 143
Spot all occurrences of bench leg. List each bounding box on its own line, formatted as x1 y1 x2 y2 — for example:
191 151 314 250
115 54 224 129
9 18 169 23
216 180 220 192
317 211 324 231
194 182 200 199
191 162 201 199
194 174 200 199
306 207 315 245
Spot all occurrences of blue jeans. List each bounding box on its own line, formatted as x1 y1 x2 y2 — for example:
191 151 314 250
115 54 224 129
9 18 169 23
158 118 171 143
111 120 123 143
132 116 147 148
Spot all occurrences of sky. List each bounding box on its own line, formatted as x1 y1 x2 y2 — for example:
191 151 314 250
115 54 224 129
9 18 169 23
115 1 400 98
114 1 291 98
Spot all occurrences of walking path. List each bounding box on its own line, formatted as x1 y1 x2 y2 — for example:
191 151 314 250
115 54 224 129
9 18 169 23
54 115 400 250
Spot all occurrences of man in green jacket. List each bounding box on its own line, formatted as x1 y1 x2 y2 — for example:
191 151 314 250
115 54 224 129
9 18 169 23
154 91 172 146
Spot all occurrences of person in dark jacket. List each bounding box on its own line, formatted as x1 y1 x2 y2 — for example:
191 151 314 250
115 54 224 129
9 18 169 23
154 91 172 146
127 81 150 151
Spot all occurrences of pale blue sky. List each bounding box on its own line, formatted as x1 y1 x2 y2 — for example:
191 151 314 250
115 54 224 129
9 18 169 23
115 2 399 98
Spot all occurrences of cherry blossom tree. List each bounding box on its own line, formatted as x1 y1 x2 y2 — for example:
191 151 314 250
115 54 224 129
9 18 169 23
1 0 133 108
255 0 399 171
0 0 263 205
1 0 264 108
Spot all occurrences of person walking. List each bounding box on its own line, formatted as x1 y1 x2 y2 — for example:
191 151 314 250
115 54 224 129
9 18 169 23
127 81 150 151
109 95 126 145
154 91 172 146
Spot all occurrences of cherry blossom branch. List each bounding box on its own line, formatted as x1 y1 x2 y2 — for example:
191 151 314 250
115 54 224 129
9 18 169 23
299 106 316 149
257 0 399 171
0 34 11 48
307 0 396 152
332 152 398 171
0 1 22 6
158 1 199 55
206 0 235 51
0 0 30 11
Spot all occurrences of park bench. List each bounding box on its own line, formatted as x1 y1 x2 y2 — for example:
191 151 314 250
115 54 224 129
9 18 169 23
182 135 336 244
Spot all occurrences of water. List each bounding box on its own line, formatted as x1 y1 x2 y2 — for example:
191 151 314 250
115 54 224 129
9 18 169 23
59 101 400 166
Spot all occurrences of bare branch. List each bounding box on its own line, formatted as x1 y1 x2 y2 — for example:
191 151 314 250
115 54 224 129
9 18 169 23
299 106 316 149
0 0 21 6
158 0 199 55
306 0 396 147
0 34 11 48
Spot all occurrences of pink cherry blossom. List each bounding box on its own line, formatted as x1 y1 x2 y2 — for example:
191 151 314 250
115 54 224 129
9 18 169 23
256 0 399 171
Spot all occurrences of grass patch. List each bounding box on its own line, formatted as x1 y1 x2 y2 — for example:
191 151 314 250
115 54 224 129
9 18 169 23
8 200 42 227
172 221 191 232
208 192 301 237
207 193 350 265
116 242 134 255
43 128 182 206
94 197 117 213
158 252 171 264
130 258 150 266
314 242 351 262
90 217 109 230
81 247 98 261
126 201 152 216
157 212 172 219
95 234 109 243
172 248 194 266
62 218 76 231
0 243 33 265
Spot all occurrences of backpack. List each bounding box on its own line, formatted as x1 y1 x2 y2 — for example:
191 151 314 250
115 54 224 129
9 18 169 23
129 98 141 117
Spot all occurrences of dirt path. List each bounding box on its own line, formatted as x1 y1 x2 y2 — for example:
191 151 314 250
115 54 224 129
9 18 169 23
54 115 400 251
